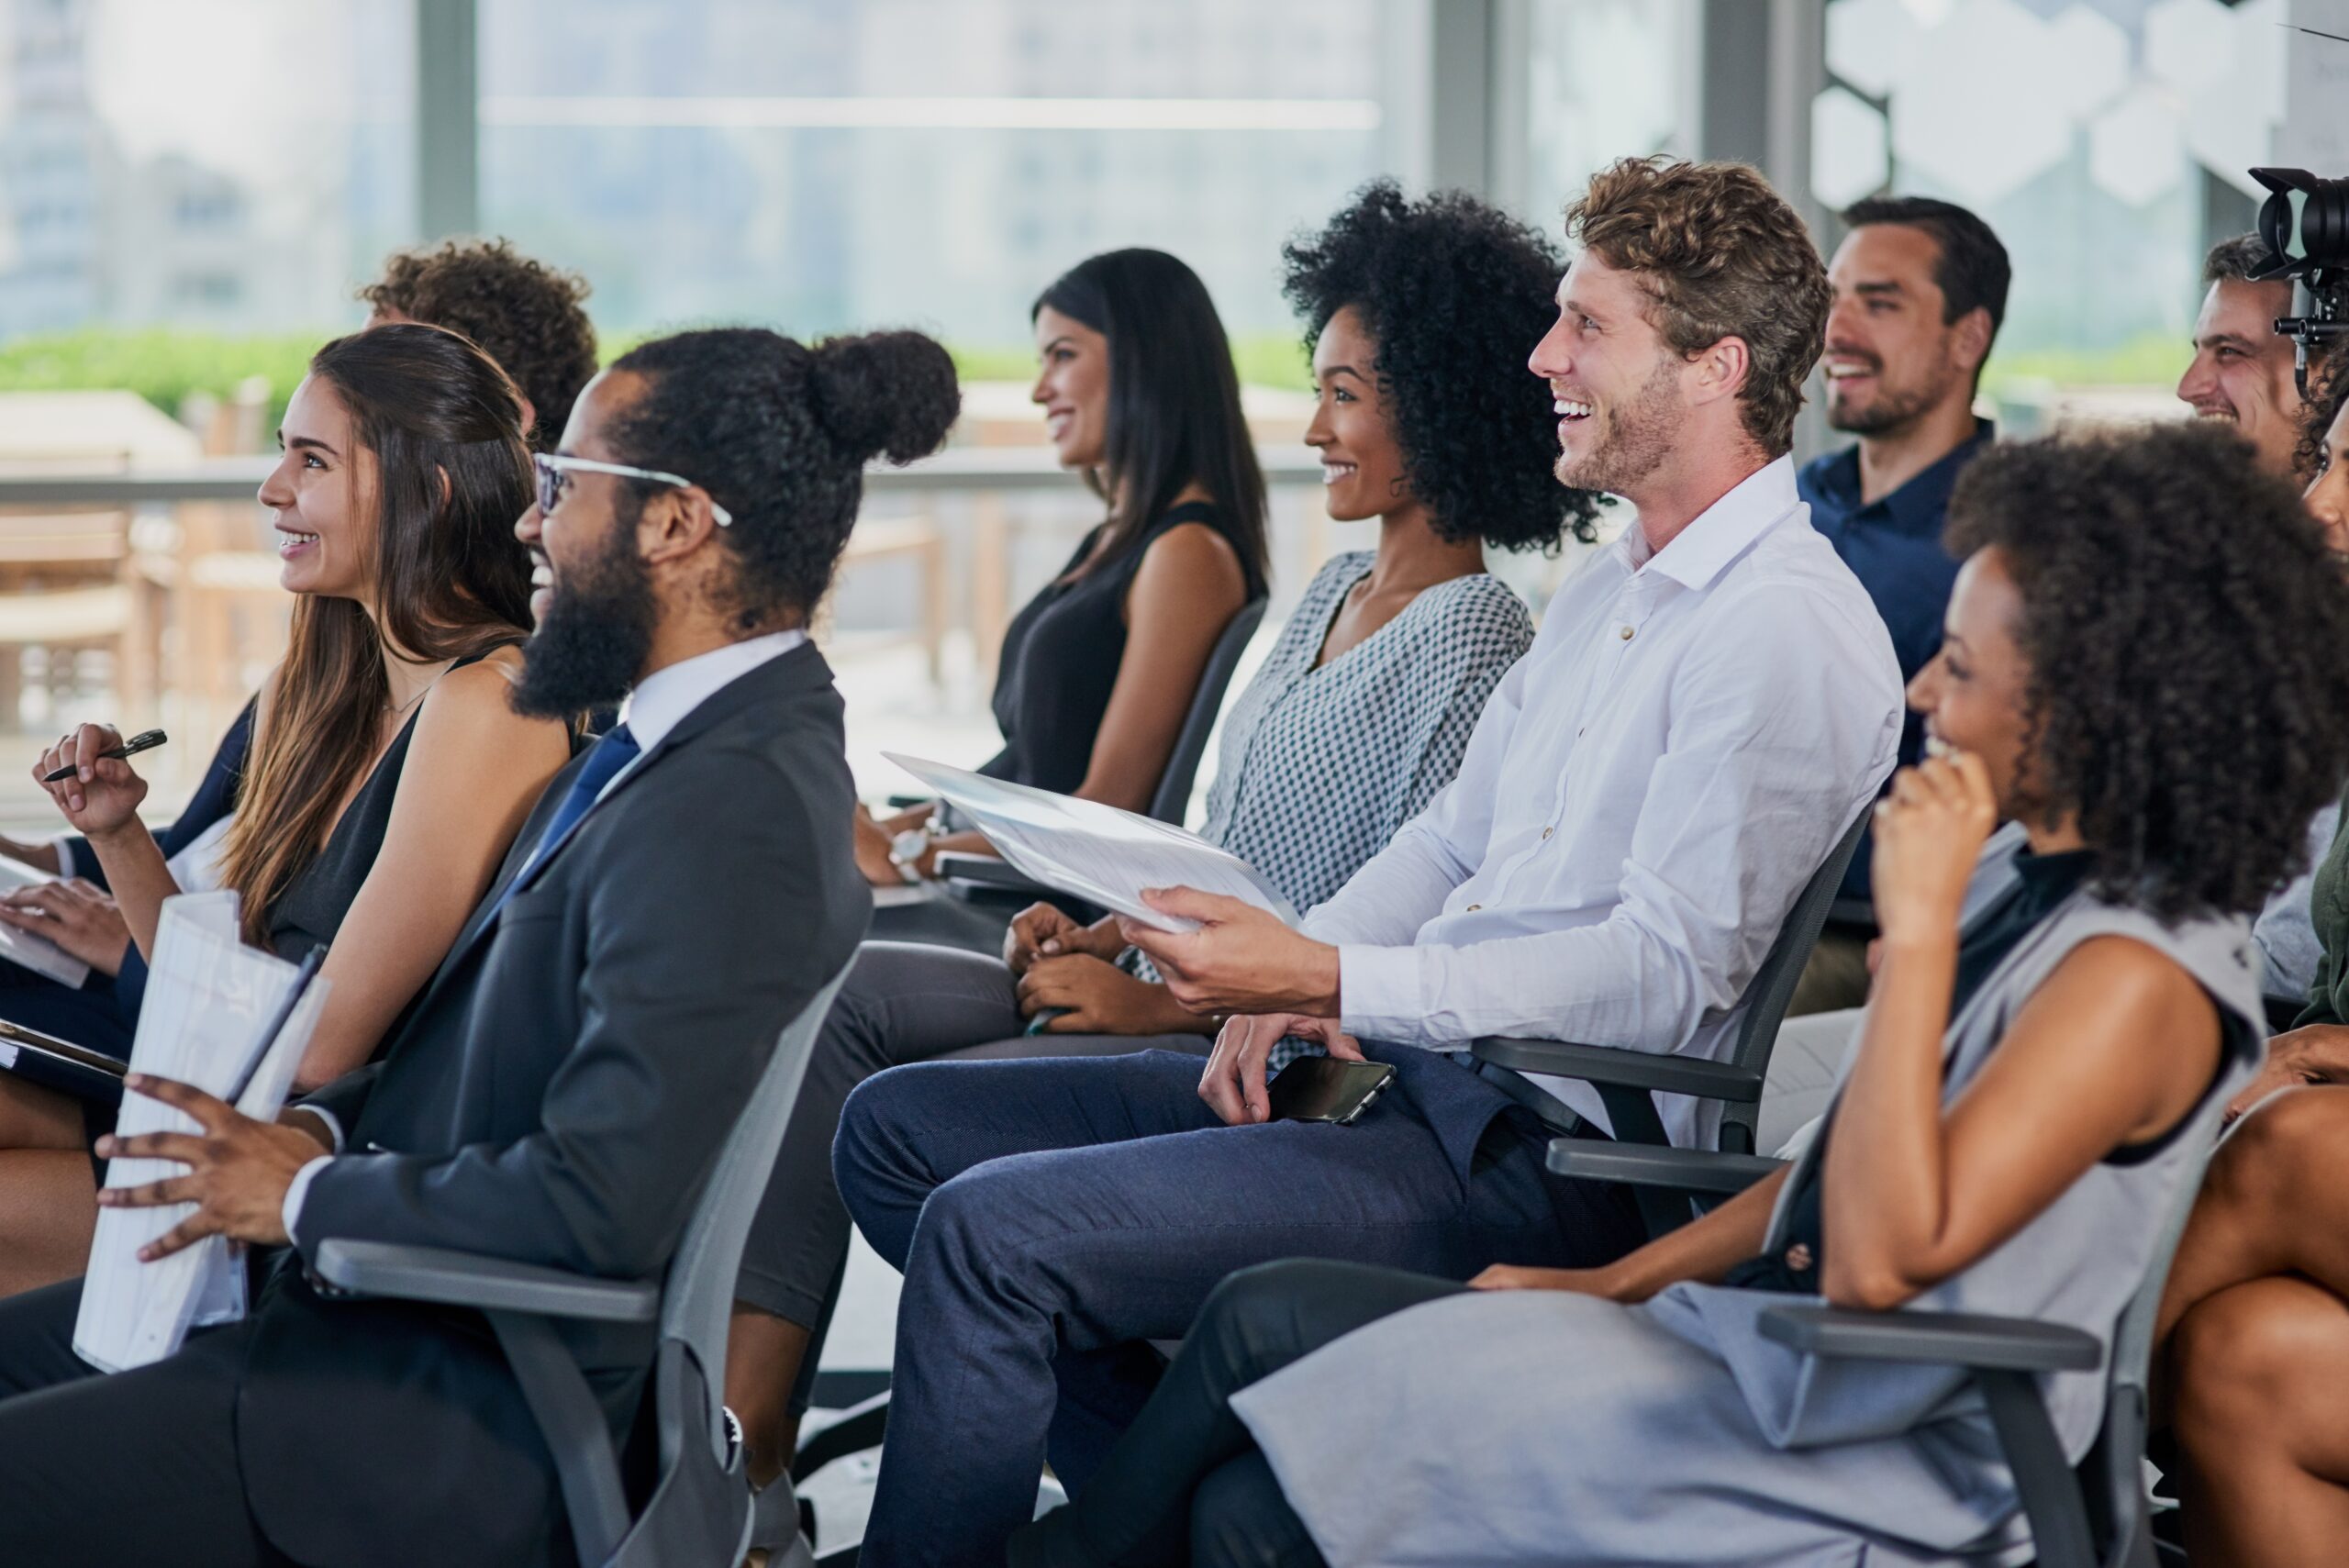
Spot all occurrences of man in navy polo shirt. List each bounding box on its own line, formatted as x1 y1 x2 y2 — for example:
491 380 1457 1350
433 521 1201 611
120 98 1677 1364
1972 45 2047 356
1790 195 2009 1014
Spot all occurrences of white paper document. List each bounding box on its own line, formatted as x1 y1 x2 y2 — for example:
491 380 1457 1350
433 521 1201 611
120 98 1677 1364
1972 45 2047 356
73 892 329 1373
886 754 1297 931
0 853 91 989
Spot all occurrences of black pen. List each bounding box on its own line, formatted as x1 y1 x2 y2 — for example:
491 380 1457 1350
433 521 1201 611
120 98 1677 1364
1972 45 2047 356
44 728 166 784
224 948 328 1106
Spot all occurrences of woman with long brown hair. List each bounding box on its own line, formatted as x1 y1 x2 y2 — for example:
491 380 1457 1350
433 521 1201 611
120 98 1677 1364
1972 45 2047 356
0 322 573 1296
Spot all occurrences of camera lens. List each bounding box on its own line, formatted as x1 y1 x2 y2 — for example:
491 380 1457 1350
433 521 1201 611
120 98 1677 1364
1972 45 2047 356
2254 168 2349 274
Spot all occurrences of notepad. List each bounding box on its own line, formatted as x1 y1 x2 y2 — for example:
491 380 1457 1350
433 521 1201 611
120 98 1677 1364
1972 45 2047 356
73 892 329 1373
885 754 1297 932
0 853 92 990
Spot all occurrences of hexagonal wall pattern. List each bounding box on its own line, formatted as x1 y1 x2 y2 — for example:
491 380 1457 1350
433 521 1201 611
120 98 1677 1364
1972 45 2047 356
1812 86 1891 208
2143 0 2238 96
2043 5 2130 120
1887 0 2074 204
1826 0 1922 96
2089 86 2187 206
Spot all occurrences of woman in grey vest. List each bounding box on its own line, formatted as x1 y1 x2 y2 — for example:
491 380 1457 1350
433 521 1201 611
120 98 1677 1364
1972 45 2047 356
1008 425 2349 1568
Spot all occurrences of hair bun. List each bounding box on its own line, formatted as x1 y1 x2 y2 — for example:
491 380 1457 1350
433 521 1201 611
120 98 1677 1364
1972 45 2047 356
807 330 961 465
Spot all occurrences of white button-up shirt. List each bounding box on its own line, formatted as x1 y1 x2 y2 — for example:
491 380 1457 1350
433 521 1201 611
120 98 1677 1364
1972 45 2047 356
1301 457 1902 1147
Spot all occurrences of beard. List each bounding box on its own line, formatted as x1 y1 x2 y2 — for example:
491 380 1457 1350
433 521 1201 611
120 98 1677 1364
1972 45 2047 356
1556 354 1681 496
1825 356 1960 437
509 509 658 722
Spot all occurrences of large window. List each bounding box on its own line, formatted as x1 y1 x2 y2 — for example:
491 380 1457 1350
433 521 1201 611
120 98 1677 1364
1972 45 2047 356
478 0 1423 371
0 0 413 339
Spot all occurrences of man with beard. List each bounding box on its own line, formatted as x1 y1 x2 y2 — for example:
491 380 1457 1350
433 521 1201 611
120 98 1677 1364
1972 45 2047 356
1787 195 2009 1015
2177 233 2327 483
0 327 959 1568
827 157 1903 1568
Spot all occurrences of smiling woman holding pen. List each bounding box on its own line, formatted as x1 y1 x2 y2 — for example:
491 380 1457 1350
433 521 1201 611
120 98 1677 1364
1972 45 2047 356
0 323 573 1299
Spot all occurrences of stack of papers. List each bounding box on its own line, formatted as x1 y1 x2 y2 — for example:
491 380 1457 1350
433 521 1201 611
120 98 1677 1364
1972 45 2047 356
0 853 91 989
73 892 328 1373
886 754 1297 931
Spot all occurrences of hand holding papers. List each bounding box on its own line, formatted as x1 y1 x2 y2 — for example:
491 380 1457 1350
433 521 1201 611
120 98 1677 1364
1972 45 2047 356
888 753 1343 1021
884 753 1298 931
74 893 328 1373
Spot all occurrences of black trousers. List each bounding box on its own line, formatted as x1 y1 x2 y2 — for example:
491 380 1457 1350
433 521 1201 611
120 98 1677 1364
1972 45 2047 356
1009 1259 1468 1568
0 1277 292 1565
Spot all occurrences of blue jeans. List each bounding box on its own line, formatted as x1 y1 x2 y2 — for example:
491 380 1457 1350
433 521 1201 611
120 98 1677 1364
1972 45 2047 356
833 1047 1644 1568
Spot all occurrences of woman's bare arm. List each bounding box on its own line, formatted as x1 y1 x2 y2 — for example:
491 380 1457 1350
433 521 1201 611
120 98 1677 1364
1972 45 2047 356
1071 521 1249 814
1474 1164 1789 1299
1824 933 2220 1309
291 652 571 1090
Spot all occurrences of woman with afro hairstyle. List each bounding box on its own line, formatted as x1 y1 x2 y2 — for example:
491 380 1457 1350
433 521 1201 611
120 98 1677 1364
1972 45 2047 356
1011 421 2349 1567
719 188 1600 1491
2155 361 2349 1565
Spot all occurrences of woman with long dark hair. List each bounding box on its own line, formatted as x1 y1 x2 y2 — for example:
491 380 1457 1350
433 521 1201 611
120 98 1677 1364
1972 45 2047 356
0 322 573 1296
854 249 1267 906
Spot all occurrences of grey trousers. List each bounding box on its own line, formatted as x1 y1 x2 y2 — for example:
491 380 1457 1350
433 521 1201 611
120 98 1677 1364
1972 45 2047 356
734 940 1210 1412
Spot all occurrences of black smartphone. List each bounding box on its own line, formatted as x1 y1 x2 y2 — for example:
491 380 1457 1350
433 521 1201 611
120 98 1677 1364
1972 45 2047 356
1265 1056 1396 1125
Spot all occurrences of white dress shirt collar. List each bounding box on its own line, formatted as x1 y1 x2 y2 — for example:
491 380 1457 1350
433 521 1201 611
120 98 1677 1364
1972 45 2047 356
618 628 808 754
1618 455 1799 593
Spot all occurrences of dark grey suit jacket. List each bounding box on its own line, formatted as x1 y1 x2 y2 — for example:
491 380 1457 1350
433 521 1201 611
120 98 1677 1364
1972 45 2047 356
237 642 869 1568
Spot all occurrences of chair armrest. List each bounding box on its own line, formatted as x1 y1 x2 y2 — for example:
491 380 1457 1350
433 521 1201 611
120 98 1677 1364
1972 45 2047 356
1826 895 1876 929
932 851 1049 897
1757 1304 2101 1373
884 794 931 811
1471 1036 1764 1103
1548 1138 1785 1195
313 1239 660 1323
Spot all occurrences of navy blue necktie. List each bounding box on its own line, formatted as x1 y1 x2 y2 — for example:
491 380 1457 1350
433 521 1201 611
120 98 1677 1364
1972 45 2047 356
486 725 640 921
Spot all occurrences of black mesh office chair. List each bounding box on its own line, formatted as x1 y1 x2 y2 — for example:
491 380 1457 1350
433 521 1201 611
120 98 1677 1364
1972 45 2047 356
1472 807 1870 1239
315 971 851 1568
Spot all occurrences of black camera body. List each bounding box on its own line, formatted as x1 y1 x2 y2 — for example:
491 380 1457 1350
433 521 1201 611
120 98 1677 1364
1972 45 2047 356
2250 167 2349 395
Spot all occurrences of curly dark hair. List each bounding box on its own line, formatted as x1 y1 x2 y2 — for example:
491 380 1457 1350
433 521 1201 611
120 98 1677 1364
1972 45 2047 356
607 328 960 628
360 239 598 453
2297 353 2349 485
1281 182 1608 549
1944 423 2349 922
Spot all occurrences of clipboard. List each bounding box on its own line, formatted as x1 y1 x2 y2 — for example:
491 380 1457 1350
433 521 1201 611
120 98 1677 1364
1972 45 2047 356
0 1018 128 1106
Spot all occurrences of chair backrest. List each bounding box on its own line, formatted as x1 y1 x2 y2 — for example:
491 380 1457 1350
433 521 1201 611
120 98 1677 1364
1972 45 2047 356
1146 596 1268 825
1716 807 1870 1153
664 968 851 1434
2076 1125 2235 1566
601 968 848 1568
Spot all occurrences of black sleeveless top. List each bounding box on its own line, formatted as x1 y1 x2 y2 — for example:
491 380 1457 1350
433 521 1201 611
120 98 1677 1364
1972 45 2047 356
980 500 1260 796
266 646 515 965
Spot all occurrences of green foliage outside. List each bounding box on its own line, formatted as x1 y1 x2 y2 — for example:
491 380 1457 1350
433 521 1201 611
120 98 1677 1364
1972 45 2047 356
0 328 322 433
0 324 2185 435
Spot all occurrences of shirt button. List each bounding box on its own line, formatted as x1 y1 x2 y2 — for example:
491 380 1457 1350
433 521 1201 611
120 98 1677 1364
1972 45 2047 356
1541 827 1553 840
1619 626 1634 641
1466 904 1482 912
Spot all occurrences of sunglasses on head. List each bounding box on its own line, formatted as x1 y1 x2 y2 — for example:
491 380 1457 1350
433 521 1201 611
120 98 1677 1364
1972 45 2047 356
531 453 733 528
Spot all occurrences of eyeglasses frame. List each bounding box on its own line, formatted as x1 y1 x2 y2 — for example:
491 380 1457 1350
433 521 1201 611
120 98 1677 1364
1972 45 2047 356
532 453 734 528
